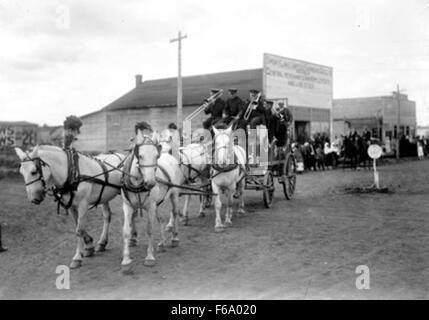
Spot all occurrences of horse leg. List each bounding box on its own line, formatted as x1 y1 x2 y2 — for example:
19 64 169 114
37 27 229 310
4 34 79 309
169 190 180 247
212 183 224 233
181 194 190 226
224 189 233 227
69 207 84 269
96 203 112 252
130 210 138 247
156 207 167 252
238 179 246 215
74 200 95 259
121 201 134 267
198 194 206 217
144 201 156 267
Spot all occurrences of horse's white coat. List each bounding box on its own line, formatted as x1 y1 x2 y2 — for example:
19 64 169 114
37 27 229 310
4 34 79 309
120 130 185 267
15 145 126 268
211 126 246 232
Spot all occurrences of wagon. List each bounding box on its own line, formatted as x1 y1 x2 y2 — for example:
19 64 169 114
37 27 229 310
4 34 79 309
244 132 297 208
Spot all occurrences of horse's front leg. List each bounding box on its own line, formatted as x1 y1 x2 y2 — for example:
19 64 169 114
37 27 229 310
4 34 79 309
211 182 224 233
74 199 95 259
144 200 157 267
181 194 190 226
225 189 233 227
121 201 134 267
167 190 180 247
156 207 168 252
96 203 112 252
69 207 84 269
238 180 246 215
130 209 138 247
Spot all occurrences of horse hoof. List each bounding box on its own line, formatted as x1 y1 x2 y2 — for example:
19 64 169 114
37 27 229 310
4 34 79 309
225 221 232 227
214 226 225 233
129 239 137 247
95 243 106 252
70 260 82 269
171 239 180 247
198 212 206 218
144 258 156 267
121 263 134 275
83 247 95 257
157 244 166 253
181 217 189 226
165 225 173 233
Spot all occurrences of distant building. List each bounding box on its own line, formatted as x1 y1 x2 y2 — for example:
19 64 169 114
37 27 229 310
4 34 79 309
333 94 417 142
77 53 333 152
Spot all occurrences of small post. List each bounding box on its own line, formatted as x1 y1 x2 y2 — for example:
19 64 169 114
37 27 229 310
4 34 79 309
373 158 379 189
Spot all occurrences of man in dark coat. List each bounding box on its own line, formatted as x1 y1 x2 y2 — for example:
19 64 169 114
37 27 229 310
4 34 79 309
244 89 266 129
203 88 225 130
222 88 245 129
267 100 293 147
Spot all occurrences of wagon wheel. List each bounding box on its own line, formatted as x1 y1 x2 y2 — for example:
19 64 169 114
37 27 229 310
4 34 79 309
263 170 275 208
282 153 296 200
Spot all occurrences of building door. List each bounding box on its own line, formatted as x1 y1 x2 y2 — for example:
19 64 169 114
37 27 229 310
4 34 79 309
295 121 310 144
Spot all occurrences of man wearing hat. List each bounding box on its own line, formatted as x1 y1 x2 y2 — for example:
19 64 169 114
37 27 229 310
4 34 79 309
203 88 225 130
244 89 266 129
269 100 294 147
222 88 245 129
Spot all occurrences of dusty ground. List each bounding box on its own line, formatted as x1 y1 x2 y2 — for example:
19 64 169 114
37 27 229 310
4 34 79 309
0 159 428 299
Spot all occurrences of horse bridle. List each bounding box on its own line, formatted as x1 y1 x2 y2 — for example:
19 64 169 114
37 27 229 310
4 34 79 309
20 155 49 189
133 136 161 171
214 132 234 163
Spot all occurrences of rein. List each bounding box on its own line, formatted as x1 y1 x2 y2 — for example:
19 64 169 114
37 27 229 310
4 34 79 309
21 155 49 189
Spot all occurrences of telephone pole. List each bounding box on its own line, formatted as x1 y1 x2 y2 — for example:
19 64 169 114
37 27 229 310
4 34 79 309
170 31 187 141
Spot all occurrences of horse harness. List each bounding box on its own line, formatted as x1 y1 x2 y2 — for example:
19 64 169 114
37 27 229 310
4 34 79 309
121 138 172 214
211 133 246 183
178 147 209 184
24 148 124 214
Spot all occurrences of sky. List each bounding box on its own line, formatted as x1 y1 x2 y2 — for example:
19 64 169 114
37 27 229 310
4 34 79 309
0 0 428 126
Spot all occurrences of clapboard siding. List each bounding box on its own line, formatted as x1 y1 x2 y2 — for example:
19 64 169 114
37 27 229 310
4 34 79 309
105 105 207 151
75 111 107 152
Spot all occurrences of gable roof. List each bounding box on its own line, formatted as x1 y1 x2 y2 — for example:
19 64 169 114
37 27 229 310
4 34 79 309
102 68 263 111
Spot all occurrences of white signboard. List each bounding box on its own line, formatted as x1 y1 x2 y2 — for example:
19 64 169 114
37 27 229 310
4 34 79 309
368 144 382 159
263 53 333 109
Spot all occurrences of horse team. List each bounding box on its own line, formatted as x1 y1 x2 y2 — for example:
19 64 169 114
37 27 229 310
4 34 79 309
14 122 246 270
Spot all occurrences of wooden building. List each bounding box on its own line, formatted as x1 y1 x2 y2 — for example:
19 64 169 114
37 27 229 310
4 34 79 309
77 54 333 152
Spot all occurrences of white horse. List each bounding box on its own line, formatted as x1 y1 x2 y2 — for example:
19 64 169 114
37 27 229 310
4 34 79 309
15 145 126 269
159 128 211 225
211 126 246 232
120 128 185 268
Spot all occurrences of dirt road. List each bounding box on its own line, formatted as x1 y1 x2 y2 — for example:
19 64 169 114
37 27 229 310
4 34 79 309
0 159 428 299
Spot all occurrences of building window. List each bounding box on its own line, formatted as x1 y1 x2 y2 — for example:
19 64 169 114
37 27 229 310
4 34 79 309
406 126 410 136
394 125 397 138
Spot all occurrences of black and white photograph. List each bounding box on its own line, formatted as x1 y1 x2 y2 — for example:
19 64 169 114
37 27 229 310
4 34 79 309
0 0 428 303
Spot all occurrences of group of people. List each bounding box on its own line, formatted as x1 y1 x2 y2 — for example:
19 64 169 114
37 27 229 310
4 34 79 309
293 130 377 172
202 88 293 147
293 132 341 172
